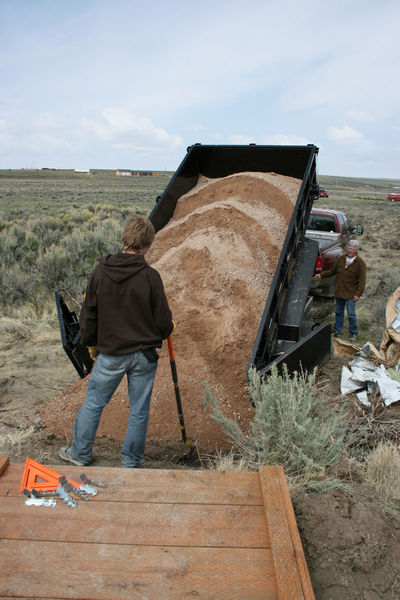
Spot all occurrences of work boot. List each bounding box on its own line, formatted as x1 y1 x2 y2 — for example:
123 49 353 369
58 446 92 467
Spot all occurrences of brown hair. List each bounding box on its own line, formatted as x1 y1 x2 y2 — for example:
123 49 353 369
122 216 155 251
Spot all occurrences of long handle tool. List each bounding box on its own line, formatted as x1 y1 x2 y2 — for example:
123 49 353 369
167 335 188 446
167 335 197 459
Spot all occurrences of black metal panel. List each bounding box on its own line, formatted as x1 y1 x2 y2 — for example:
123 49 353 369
248 148 319 371
277 237 319 342
55 292 93 379
256 323 332 378
149 144 319 233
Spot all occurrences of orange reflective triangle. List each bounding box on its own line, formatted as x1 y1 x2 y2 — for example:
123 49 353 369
20 457 81 494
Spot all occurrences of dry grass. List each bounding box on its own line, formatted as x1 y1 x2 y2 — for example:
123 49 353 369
365 442 400 502
0 426 36 455
205 449 254 472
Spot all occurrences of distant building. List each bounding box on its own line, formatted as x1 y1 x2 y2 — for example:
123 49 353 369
116 169 154 176
116 169 134 176
74 168 90 174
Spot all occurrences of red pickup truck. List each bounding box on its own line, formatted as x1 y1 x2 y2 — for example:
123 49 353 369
388 192 400 202
306 208 363 297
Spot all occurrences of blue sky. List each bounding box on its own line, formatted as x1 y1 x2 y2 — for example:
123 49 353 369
1 0 399 178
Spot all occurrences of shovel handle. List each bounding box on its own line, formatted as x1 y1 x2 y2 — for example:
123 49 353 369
167 335 175 361
167 335 188 445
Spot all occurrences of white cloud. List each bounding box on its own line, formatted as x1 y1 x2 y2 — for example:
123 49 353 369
0 119 11 130
27 133 71 152
326 125 375 156
228 134 256 145
36 113 65 130
347 110 374 123
80 108 183 150
327 126 364 144
184 123 206 133
263 134 312 146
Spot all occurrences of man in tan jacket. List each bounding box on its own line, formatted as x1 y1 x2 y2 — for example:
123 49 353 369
314 239 366 341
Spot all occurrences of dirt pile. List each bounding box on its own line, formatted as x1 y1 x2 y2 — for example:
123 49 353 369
41 172 301 451
293 465 400 600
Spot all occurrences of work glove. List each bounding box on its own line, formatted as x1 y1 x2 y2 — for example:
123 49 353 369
87 345 99 361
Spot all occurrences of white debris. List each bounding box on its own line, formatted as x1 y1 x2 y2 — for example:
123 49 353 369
391 315 400 334
341 357 400 407
356 390 371 407
340 366 365 395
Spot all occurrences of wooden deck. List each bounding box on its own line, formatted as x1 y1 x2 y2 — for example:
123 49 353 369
0 456 314 599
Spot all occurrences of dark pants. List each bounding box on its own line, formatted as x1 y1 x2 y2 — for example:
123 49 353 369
334 297 357 335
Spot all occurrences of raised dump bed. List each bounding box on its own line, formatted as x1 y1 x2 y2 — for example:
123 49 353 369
149 143 331 376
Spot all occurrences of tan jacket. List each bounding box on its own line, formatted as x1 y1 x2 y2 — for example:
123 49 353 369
321 254 366 300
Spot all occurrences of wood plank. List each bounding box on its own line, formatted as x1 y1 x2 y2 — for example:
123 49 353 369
0 539 277 600
0 497 269 548
259 466 314 600
276 467 315 600
0 456 9 476
0 464 263 505
0 463 313 600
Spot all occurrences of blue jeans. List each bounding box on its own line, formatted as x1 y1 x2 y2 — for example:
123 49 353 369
334 297 357 335
70 351 158 467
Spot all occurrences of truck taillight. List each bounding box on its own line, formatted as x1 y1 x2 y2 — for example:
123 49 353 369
315 255 323 273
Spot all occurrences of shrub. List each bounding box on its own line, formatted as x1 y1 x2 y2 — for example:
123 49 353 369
0 264 39 305
0 216 123 311
204 365 350 483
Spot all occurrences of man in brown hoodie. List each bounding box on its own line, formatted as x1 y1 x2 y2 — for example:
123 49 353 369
314 239 366 341
59 216 173 468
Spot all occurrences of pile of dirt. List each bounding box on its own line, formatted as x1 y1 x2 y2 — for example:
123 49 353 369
41 171 301 452
293 466 400 600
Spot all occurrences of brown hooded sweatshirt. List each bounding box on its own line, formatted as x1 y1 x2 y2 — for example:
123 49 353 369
79 252 173 355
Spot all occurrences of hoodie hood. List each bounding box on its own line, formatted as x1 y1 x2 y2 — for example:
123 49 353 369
99 252 147 283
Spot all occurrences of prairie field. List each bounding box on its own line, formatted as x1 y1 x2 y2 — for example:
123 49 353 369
0 167 400 453
1 166 400 599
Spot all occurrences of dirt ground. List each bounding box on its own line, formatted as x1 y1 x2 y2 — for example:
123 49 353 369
2 172 400 599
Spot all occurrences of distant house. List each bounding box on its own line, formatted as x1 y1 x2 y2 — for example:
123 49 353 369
116 169 154 176
74 168 90 174
116 169 134 176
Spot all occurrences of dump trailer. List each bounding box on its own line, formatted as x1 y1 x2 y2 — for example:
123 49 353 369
56 144 331 380
149 143 331 377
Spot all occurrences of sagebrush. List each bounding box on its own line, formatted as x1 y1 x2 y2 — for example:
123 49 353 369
204 365 350 484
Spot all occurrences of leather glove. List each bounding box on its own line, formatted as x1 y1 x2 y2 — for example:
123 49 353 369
87 345 99 361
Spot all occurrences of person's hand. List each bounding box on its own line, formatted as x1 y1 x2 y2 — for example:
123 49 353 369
354 295 360 302
87 345 99 361
312 274 321 280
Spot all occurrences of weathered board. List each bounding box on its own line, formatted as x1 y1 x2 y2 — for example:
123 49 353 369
0 456 314 599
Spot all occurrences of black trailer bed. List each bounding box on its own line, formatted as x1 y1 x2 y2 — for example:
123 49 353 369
149 144 331 376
